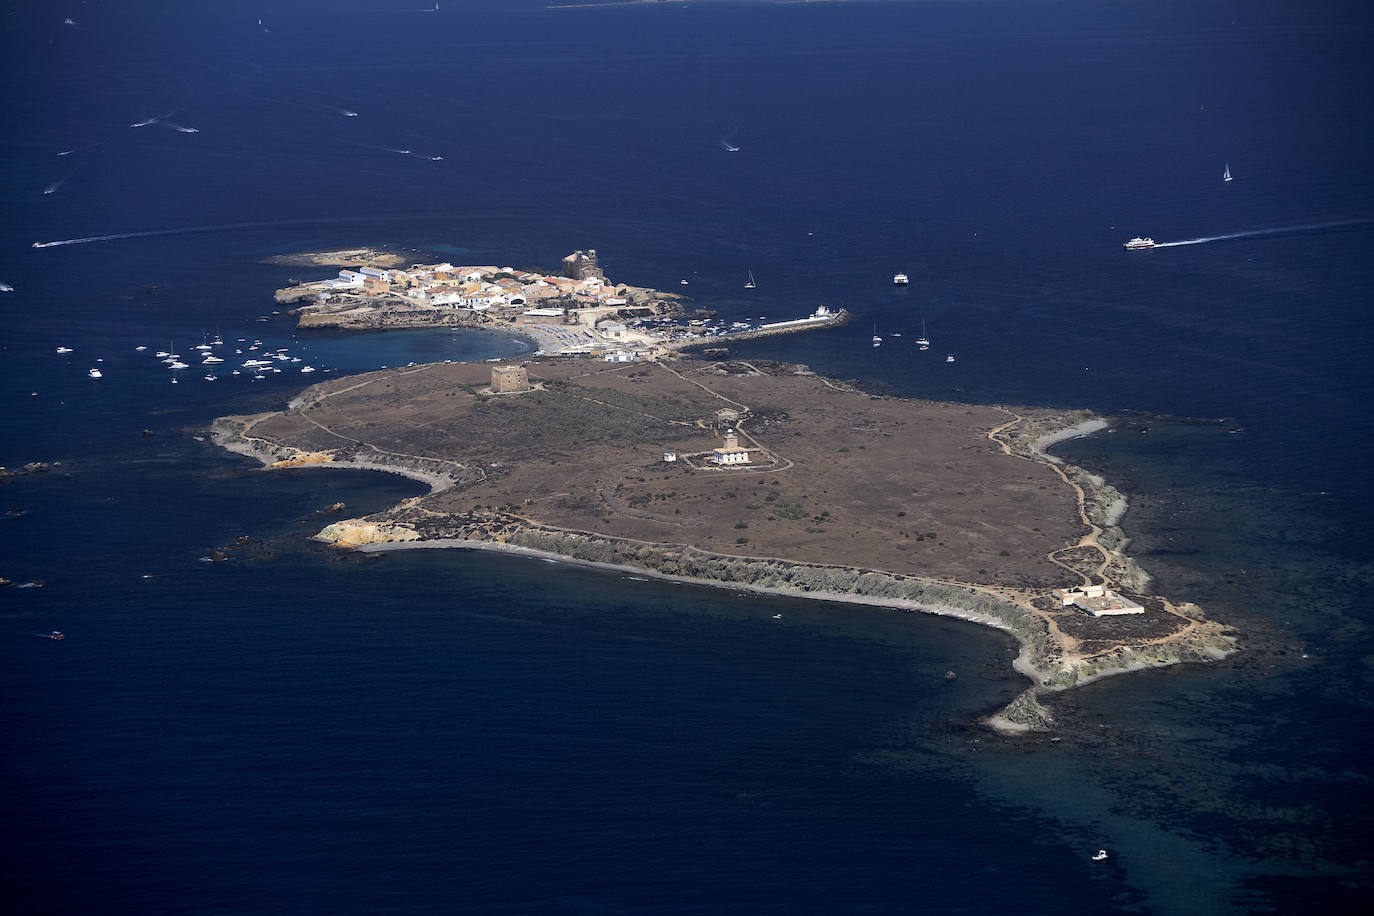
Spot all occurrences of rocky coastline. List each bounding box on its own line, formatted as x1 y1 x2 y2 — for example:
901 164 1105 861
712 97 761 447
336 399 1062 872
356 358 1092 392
212 373 1238 734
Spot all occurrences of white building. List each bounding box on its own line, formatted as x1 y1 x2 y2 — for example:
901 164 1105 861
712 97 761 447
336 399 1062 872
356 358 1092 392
712 430 751 465
1053 584 1145 617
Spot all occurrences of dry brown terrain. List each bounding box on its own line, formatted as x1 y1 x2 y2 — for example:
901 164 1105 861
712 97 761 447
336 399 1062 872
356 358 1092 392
214 355 1239 731
235 357 1090 587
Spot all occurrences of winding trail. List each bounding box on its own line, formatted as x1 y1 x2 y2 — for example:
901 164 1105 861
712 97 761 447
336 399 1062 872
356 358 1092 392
987 409 1111 586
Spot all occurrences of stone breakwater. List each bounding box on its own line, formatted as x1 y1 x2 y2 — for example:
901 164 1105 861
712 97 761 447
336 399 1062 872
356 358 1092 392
673 309 852 350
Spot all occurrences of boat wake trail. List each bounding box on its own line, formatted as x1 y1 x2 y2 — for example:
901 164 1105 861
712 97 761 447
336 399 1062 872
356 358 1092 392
32 212 497 249
1152 217 1374 248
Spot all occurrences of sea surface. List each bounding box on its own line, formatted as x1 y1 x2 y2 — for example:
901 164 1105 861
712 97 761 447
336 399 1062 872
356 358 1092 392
3 2 1372 913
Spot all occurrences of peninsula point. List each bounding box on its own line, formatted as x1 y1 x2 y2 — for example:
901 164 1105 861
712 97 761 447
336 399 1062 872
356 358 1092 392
214 352 1237 732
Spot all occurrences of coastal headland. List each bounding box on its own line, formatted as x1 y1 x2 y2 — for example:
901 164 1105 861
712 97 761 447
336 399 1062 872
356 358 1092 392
213 355 1237 731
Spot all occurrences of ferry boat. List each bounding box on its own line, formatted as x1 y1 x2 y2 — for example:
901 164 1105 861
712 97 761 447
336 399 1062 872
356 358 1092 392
892 272 909 286
1123 237 1156 250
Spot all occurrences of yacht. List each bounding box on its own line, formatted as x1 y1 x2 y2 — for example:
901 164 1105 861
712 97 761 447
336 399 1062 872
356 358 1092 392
50 630 65 640
88 368 102 378
872 325 882 347
56 346 73 354
300 366 317 373
168 360 189 369
202 355 224 364
945 354 956 363
1223 164 1232 183
744 270 756 289
1092 850 1109 862
915 320 930 348
1123 237 1156 250
893 272 910 286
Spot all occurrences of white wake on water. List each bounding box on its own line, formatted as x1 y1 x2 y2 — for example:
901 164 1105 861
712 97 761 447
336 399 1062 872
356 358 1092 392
1151 217 1374 248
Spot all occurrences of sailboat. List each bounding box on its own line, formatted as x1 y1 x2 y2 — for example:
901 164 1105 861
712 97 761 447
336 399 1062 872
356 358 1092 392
744 270 756 290
872 325 882 347
1223 163 1232 182
916 320 930 349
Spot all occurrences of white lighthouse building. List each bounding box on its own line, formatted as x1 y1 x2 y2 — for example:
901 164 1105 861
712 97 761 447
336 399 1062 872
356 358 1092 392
711 430 751 465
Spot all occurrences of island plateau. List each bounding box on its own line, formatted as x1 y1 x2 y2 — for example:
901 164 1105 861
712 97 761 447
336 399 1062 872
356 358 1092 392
214 354 1237 731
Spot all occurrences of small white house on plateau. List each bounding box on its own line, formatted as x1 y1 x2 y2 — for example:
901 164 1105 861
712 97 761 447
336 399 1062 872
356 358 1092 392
663 452 678 463
604 349 635 363
712 430 751 465
602 323 627 339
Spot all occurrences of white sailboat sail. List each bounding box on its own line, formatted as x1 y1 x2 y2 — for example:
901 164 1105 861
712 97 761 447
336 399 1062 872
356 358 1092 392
745 270 756 289
1223 163 1232 182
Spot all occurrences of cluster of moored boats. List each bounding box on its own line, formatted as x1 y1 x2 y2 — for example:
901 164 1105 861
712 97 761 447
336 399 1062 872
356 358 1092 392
871 320 955 362
67 332 320 382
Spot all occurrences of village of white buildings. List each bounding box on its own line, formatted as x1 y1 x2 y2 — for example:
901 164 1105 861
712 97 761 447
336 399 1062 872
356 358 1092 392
279 249 847 362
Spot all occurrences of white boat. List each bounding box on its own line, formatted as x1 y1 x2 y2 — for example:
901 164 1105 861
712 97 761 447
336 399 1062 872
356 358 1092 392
135 345 147 351
1092 850 1109 862
1223 164 1232 182
168 361 189 369
1123 237 1156 250
915 321 930 347
745 270 756 289
680 279 689 286
300 366 316 373
56 346 73 354
155 350 169 358
88 368 102 378
202 355 223 364
893 272 909 286
0 282 12 292
945 354 956 363
872 325 882 347
204 375 217 381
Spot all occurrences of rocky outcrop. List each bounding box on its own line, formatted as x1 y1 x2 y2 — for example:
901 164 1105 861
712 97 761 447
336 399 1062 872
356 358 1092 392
316 520 420 547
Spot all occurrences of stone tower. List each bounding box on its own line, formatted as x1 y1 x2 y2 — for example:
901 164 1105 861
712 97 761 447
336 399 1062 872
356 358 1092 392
491 365 530 393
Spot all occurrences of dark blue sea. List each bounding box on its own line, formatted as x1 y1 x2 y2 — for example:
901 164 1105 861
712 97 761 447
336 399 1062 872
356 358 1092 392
3 2 1372 912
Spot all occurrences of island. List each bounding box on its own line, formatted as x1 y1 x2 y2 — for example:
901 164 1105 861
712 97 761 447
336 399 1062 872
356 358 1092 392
213 354 1237 732
271 249 849 357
